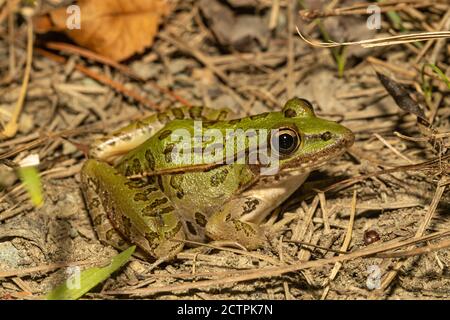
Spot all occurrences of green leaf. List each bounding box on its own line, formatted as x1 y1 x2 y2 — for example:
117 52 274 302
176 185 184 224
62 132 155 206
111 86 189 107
316 20 347 77
426 63 450 90
46 246 136 300
17 165 43 207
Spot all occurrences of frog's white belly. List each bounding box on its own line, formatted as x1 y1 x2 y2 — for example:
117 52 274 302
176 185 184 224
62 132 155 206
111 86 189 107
240 170 309 224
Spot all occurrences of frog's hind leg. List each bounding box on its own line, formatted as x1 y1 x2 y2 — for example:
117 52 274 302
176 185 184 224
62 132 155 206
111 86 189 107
81 172 130 252
90 106 235 163
81 159 185 259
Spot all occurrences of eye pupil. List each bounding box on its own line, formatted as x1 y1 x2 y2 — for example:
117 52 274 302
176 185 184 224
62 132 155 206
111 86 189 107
271 128 300 156
273 129 299 156
279 134 294 150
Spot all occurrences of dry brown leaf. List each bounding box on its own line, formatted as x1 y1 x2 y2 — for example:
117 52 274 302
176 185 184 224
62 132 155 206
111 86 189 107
33 0 170 61
199 0 269 52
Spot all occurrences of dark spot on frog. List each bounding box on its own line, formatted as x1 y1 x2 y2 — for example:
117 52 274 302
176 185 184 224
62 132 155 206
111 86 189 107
87 177 100 194
189 106 203 120
232 220 255 237
284 108 297 118
242 198 259 215
210 168 229 187
157 176 165 192
157 112 171 124
146 175 156 185
195 212 207 227
217 110 229 120
122 216 133 235
158 129 173 141
125 179 148 189
228 119 241 125
250 113 269 120
133 187 159 201
132 159 142 175
170 175 185 199
142 198 169 216
158 205 175 215
145 149 156 171
185 221 198 236
172 108 185 120
163 143 175 163
93 214 103 226
121 134 133 141
202 120 218 128
90 198 101 209
145 231 159 249
134 120 146 129
106 140 117 146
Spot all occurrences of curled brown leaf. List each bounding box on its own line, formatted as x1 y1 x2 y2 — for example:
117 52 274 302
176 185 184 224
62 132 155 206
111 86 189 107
34 0 171 61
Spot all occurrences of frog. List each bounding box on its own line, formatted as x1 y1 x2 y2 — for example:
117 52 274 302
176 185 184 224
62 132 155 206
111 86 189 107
80 97 354 259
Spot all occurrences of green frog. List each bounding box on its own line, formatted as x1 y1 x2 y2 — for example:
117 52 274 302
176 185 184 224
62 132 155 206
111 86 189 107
80 98 354 259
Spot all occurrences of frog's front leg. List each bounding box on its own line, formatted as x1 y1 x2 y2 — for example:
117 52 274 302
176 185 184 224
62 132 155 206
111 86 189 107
205 198 269 250
81 159 185 259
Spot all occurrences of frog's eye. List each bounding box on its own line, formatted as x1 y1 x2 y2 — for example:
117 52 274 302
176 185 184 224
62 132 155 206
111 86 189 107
271 128 300 156
282 97 315 118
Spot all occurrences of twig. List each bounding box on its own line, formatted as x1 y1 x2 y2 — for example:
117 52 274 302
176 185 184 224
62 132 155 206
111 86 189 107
297 27 450 49
104 229 450 297
1 12 33 138
7 0 15 78
0 260 109 278
43 41 191 106
286 0 295 98
373 133 415 164
35 48 160 111
321 190 357 299
414 8 450 64
299 0 445 19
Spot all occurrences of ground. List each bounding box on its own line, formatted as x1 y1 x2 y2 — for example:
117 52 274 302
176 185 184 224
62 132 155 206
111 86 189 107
0 0 449 300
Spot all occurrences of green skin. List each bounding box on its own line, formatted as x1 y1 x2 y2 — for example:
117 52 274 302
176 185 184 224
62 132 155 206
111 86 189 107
80 98 354 259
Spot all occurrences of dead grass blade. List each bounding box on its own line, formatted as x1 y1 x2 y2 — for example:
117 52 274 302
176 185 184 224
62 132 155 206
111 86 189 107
297 27 450 49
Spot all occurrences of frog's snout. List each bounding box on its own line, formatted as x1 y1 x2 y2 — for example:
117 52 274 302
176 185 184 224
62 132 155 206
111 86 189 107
340 127 355 149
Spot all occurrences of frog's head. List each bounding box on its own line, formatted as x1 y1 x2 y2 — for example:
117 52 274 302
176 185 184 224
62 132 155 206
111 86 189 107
268 97 354 172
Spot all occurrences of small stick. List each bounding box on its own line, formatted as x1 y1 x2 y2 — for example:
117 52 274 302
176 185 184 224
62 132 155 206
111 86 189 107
103 229 450 297
318 192 331 233
321 191 357 299
373 133 415 164
35 48 160 111
286 0 295 98
7 0 15 78
44 41 191 106
269 0 280 30
1 12 33 138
